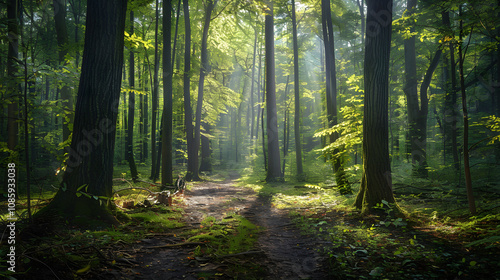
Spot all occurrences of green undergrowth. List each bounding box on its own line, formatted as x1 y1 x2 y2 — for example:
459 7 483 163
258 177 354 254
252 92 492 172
237 163 500 279
183 214 261 256
179 214 265 278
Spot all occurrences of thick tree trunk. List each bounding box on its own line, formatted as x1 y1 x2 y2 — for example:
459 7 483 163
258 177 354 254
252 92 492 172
40 0 128 224
291 0 304 180
355 0 395 214
162 0 174 186
127 11 139 180
264 0 282 181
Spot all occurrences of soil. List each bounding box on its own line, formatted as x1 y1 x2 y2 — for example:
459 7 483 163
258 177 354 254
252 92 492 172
125 173 329 279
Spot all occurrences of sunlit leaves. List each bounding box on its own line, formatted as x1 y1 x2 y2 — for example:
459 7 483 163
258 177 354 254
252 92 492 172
124 31 154 50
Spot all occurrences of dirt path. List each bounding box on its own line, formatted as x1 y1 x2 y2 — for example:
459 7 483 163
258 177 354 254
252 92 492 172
130 174 328 279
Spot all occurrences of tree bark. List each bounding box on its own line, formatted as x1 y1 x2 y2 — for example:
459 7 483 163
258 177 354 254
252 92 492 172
53 0 74 143
355 0 395 214
127 11 139 181
39 0 128 224
183 0 196 181
458 7 476 215
162 0 174 186
200 122 212 172
191 0 217 180
291 0 304 180
264 0 282 181
7 0 19 152
150 0 160 180
322 0 350 192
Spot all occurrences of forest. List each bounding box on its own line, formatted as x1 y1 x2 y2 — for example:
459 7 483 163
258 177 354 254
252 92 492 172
1 0 500 279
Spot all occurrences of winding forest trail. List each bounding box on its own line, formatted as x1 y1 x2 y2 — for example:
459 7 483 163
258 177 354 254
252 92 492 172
131 173 328 279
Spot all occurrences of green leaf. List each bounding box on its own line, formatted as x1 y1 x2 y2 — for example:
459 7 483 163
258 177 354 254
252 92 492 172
76 184 88 192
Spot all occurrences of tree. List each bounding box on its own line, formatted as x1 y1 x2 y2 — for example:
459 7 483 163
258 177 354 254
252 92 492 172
354 0 396 214
7 0 19 153
183 0 197 181
150 0 160 180
39 0 128 223
53 0 74 143
191 0 217 180
162 0 174 186
458 6 476 214
127 10 139 181
321 0 350 192
403 0 442 177
264 0 282 181
291 0 304 181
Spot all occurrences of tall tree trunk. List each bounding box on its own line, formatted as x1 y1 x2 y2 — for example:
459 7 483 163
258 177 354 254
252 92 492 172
354 0 395 214
40 0 128 223
322 0 350 192
150 0 160 180
162 0 174 186
53 0 74 143
403 0 422 175
250 23 258 140
458 7 476 215
183 0 196 181
442 10 460 172
200 122 212 172
282 76 290 176
416 48 442 176
127 11 139 180
291 0 304 180
190 0 217 180
7 0 19 152
264 0 282 181
355 0 365 46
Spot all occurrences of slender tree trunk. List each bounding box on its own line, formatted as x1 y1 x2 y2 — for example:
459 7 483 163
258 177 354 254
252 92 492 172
256 34 263 140
150 0 160 180
403 0 422 175
282 76 290 176
250 23 258 140
322 0 350 192
416 48 442 176
200 122 212 172
191 0 217 180
7 0 19 152
162 0 174 186
40 0 128 223
355 0 395 214
127 11 139 180
291 0 304 180
264 0 282 181
356 0 365 46
183 0 196 181
458 7 476 215
54 0 74 143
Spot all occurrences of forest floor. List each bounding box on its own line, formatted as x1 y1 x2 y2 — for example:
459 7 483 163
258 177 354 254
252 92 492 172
126 172 329 279
4 169 500 279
